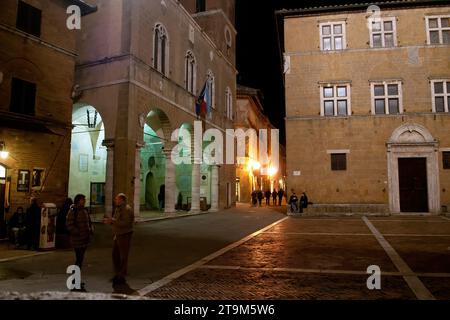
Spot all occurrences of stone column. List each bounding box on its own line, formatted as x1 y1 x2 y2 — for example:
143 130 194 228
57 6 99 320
209 164 220 212
189 157 201 213
134 143 145 218
163 149 176 214
102 139 114 217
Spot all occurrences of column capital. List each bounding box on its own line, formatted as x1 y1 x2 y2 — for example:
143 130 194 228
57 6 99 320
102 139 115 149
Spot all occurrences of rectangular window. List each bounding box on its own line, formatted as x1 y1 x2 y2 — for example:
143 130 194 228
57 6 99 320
196 0 206 13
10 77 36 115
370 17 397 48
331 153 347 171
16 0 41 37
443 151 450 169
320 84 351 116
431 80 450 113
320 22 346 51
426 16 450 45
371 81 402 115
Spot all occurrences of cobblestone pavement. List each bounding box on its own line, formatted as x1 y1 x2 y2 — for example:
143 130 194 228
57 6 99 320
145 215 450 300
0 204 283 294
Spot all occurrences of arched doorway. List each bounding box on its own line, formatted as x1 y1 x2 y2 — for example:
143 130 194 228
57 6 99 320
387 123 440 214
68 104 107 210
140 109 171 211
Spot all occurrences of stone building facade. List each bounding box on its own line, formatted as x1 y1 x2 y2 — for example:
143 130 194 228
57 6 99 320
278 1 450 214
0 0 95 232
236 85 286 203
72 0 237 215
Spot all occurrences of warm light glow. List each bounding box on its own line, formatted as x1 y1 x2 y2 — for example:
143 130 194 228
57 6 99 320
252 161 261 170
268 166 277 176
0 151 8 159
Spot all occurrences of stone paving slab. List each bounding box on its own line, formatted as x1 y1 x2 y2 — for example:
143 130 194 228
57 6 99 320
268 218 371 234
370 220 450 235
146 268 415 300
384 236 450 273
206 233 398 272
419 277 450 300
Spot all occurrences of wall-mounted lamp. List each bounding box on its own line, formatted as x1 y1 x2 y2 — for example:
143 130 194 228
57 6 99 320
0 142 9 159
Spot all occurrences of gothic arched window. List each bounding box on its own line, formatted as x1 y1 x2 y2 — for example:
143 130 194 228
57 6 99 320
185 51 196 94
153 23 169 76
206 70 215 110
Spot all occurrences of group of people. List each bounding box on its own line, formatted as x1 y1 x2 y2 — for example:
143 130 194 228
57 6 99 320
64 193 135 291
8 192 135 292
251 189 285 207
288 191 309 213
7 198 42 250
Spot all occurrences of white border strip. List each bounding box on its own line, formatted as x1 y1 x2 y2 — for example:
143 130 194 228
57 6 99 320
362 217 435 300
137 217 289 296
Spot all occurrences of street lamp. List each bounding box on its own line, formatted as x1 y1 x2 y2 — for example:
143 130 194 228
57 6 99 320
0 142 9 159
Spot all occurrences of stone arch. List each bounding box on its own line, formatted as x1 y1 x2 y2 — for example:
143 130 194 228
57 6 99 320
387 123 440 214
0 58 44 83
139 108 173 210
388 123 436 144
69 103 107 208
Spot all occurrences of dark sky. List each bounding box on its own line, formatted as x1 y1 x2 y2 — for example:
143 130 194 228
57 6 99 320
235 0 380 144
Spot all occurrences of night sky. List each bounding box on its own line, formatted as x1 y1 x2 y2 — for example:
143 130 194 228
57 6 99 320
235 0 378 144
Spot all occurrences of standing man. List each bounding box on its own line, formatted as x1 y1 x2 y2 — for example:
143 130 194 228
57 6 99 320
104 193 134 285
66 194 92 292
264 190 271 206
277 189 284 206
272 189 278 206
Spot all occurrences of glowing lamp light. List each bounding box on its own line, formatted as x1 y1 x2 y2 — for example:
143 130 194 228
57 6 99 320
0 142 8 159
252 161 261 170
268 166 278 177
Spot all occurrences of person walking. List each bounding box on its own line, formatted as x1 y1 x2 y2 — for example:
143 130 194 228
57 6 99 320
104 193 135 286
264 190 271 206
251 191 257 207
272 190 278 206
25 198 41 250
277 189 284 206
66 194 92 291
257 190 263 207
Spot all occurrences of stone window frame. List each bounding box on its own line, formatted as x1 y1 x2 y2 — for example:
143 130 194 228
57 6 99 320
370 80 403 115
330 153 347 171
225 87 233 120
319 21 347 51
425 15 450 45
430 79 450 113
153 23 170 76
443 151 450 170
206 69 215 110
369 17 397 48
184 50 196 94
319 82 352 117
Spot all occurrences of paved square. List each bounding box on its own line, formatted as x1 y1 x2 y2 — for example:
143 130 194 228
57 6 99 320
144 215 450 300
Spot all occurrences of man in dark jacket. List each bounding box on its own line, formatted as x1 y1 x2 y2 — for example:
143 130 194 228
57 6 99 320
66 194 92 270
104 193 135 285
277 189 284 206
257 190 263 207
272 190 278 206
264 190 271 206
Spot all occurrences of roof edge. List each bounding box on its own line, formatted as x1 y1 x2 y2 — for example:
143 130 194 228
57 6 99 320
275 0 450 17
